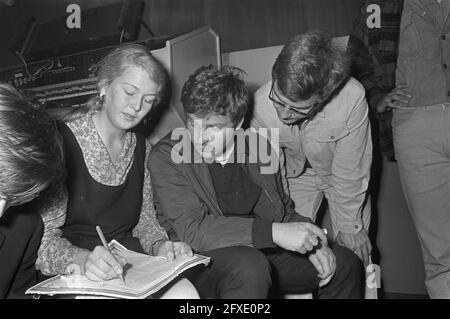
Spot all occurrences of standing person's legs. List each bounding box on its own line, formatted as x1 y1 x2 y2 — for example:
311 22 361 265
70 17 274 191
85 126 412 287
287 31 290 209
393 105 450 298
184 246 272 299
264 244 362 299
286 168 324 220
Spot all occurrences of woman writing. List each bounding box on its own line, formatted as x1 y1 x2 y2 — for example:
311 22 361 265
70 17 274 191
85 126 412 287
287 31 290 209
36 44 198 298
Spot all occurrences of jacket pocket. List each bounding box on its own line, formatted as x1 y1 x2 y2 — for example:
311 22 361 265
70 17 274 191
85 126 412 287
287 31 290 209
316 124 350 143
306 123 349 177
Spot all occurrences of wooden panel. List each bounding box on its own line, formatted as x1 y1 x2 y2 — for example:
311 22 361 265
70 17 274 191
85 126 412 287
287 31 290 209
0 0 363 68
144 0 363 52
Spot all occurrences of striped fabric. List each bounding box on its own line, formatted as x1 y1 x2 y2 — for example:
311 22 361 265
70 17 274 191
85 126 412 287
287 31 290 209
348 0 404 158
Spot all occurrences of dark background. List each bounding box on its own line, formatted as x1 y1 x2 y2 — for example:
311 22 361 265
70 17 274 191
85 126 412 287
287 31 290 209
0 0 362 69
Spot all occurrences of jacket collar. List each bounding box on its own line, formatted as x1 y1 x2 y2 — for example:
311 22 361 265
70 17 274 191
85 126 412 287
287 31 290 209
442 1 450 32
188 159 280 217
413 0 449 28
190 162 223 215
186 134 280 211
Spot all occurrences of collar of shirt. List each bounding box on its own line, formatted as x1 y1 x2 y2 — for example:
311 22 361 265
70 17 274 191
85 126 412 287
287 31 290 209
66 110 136 185
215 142 235 166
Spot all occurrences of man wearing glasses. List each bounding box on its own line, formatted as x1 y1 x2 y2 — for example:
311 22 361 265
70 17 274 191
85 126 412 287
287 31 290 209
251 30 373 267
0 83 62 298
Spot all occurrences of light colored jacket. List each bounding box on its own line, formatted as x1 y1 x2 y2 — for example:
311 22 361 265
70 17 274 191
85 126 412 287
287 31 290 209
251 77 372 235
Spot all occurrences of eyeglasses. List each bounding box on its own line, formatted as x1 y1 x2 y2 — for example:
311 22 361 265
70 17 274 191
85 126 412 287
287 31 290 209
268 83 319 118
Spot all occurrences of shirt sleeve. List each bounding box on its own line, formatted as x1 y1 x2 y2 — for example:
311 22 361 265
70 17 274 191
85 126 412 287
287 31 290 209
36 177 87 276
132 140 169 255
328 93 373 235
251 173 314 249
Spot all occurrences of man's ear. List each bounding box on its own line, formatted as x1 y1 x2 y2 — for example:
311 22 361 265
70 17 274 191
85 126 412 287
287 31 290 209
0 198 8 219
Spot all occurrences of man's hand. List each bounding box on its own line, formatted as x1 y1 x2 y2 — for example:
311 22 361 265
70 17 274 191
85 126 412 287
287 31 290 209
336 229 372 266
155 241 193 261
375 86 412 113
272 222 327 254
308 244 336 287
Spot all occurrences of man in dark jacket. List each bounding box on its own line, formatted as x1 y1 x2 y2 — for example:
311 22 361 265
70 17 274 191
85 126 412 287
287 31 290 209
149 66 362 298
0 83 62 298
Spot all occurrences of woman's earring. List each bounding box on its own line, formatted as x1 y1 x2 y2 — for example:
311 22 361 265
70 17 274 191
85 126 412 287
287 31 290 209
96 93 105 108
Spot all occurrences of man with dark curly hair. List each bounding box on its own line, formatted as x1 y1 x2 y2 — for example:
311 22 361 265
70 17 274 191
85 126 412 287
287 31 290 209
0 82 62 298
149 65 362 299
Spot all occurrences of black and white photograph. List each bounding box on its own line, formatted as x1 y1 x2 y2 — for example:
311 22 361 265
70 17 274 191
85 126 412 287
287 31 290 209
0 0 449 307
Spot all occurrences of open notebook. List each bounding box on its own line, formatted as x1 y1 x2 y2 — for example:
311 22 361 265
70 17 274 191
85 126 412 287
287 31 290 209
26 240 210 299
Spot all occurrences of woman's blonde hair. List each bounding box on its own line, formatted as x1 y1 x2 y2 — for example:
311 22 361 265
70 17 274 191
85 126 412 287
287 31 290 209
58 43 169 122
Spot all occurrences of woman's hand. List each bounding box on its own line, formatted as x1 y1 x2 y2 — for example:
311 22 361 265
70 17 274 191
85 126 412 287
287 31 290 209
76 246 127 281
155 240 193 261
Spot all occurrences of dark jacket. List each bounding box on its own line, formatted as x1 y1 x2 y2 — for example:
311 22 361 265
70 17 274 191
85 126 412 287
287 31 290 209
0 207 43 299
148 130 312 253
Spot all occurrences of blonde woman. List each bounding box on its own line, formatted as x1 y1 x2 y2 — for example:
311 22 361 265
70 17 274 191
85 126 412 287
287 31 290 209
36 44 198 298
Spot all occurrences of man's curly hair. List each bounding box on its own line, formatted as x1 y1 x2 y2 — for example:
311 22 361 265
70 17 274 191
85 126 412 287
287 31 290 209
181 65 249 124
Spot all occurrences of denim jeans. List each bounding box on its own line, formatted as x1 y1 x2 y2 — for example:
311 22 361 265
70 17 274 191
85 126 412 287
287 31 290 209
392 103 450 298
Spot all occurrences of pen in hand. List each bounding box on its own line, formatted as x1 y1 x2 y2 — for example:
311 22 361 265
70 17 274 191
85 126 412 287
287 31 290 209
95 225 125 282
